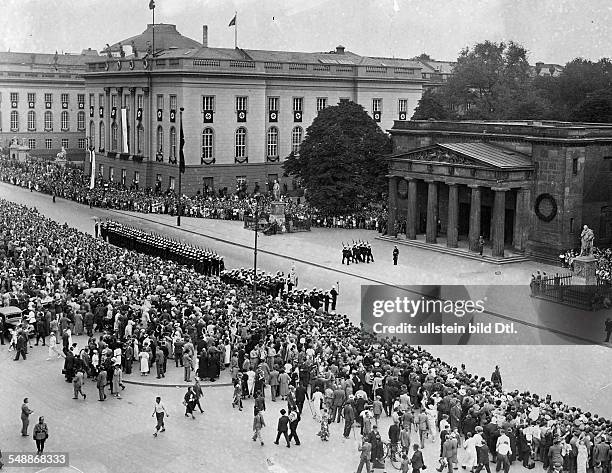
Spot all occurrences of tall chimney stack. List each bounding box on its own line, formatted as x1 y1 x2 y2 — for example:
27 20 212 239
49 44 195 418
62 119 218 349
202 25 208 47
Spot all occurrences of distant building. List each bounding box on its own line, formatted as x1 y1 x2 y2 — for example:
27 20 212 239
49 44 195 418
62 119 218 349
84 23 427 194
532 62 564 77
386 120 612 262
0 50 97 159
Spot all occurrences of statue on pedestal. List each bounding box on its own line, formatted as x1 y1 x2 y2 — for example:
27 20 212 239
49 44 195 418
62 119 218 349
580 225 594 257
272 180 280 201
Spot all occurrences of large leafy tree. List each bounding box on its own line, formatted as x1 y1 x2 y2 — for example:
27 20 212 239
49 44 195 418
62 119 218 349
283 100 391 216
412 89 452 120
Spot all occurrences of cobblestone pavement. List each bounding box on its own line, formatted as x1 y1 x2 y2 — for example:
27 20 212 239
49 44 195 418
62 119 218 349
1 183 611 472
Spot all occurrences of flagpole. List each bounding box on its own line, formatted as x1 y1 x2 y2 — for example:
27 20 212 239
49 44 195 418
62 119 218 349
177 107 183 227
234 11 237 49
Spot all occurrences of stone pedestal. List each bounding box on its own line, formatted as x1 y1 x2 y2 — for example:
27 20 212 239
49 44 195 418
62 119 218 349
268 201 286 231
573 256 598 285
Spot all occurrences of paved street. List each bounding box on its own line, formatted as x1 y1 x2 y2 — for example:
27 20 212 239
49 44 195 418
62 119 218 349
1 183 611 473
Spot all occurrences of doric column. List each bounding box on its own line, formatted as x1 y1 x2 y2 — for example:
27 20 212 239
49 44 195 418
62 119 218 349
513 187 531 252
406 178 418 240
492 187 507 257
468 185 481 252
425 180 438 244
447 183 459 248
388 176 398 237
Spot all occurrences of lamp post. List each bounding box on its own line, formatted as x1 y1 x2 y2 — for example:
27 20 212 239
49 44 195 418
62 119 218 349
253 193 261 294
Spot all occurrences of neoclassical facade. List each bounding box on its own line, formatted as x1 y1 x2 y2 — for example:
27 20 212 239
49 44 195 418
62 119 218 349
387 121 612 262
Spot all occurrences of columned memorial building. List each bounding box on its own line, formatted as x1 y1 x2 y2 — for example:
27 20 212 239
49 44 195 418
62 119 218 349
386 121 612 262
84 24 426 193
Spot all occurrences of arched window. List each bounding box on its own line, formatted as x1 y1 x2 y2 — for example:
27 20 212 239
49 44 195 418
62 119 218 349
27 111 36 131
137 124 144 155
291 126 303 154
89 121 95 147
77 111 85 131
10 111 19 131
61 111 69 131
169 127 176 162
267 127 279 158
44 111 53 131
111 123 118 150
235 127 247 159
156 126 164 161
202 128 214 162
99 122 105 150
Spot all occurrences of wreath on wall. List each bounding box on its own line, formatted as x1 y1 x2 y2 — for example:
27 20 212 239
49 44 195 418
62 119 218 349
534 193 558 222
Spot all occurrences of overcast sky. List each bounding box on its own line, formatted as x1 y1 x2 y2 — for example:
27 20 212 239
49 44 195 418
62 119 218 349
2 0 610 64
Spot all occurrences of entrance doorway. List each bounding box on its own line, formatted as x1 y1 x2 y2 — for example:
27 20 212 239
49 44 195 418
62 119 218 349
458 202 470 237
481 206 491 239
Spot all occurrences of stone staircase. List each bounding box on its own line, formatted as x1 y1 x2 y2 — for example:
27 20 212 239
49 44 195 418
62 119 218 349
377 235 531 265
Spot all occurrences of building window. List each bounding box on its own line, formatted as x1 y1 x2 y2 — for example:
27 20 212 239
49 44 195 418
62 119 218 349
291 126 303 154
202 177 214 193
372 98 382 112
10 111 19 131
28 139 36 149
268 97 279 112
89 121 95 146
111 123 118 150
45 138 52 149
134 171 140 185
61 93 69 105
121 169 127 186
169 176 175 190
202 95 215 111
77 111 85 131
570 218 574 233
61 111 69 130
109 166 114 182
27 92 36 107
202 128 214 162
78 94 85 109
99 122 105 150
137 94 143 109
316 97 327 112
89 94 95 108
267 127 279 158
123 94 129 108
156 126 164 160
293 97 303 112
78 138 86 149
44 111 53 130
61 138 69 149
235 96 248 112
398 99 408 113
156 94 164 110
235 127 247 159
27 110 36 131
45 93 52 106
98 93 104 108
169 95 177 111
10 92 18 106
137 124 144 155
169 127 177 162
572 158 578 175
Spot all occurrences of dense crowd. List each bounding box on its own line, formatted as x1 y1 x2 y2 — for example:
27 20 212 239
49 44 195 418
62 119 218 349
0 160 388 228
559 248 612 284
1 196 612 472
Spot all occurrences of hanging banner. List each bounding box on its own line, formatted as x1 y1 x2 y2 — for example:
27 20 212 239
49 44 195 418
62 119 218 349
121 108 129 154
90 150 96 190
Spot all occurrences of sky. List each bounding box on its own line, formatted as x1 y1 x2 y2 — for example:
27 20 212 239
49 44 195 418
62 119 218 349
1 0 611 64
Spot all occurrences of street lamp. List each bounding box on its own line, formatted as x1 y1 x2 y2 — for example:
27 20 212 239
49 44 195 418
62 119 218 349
253 193 262 294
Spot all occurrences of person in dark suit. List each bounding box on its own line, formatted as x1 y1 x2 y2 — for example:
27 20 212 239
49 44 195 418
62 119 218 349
288 409 301 446
295 384 307 416
14 330 28 361
393 246 399 265
274 409 291 447
96 369 107 401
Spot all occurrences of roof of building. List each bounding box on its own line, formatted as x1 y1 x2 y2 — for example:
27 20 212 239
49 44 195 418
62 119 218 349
422 60 455 74
108 24 202 55
439 142 533 169
0 51 94 67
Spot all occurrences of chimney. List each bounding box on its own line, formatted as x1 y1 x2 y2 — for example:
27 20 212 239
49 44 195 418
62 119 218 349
336 45 345 55
202 25 208 47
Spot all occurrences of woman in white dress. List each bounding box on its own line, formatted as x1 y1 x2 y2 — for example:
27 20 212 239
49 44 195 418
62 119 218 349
139 349 150 376
425 403 439 441
463 431 478 471
311 386 324 421
577 439 588 473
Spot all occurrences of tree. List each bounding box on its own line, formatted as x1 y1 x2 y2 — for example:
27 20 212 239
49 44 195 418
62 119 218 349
571 89 612 123
414 53 432 61
411 89 452 120
283 100 391 216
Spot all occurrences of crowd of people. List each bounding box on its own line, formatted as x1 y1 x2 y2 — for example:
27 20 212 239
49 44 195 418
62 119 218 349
0 160 389 230
1 195 612 472
559 248 612 284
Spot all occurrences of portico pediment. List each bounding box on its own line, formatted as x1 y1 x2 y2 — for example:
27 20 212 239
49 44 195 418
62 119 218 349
402 146 485 167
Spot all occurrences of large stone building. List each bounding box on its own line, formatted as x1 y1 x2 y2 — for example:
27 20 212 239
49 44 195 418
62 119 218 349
0 50 98 159
84 24 427 193
386 120 612 262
